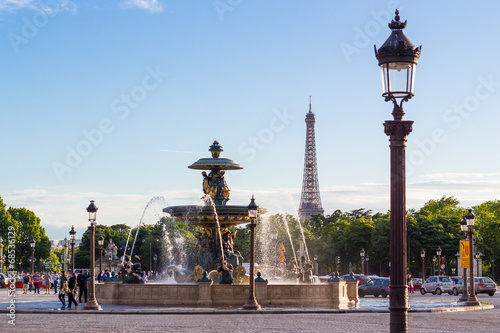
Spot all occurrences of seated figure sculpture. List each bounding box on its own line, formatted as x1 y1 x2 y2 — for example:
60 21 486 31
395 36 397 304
118 254 145 284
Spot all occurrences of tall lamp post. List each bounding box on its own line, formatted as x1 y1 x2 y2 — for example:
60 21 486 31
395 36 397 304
492 257 495 281
314 254 318 275
0 237 4 273
375 9 421 332
458 216 470 302
153 253 158 275
63 238 69 272
108 254 112 274
30 238 36 275
84 200 102 310
436 247 442 276
465 209 480 306
474 251 481 277
420 249 425 281
98 235 104 274
69 225 76 273
242 195 261 310
432 256 436 276
360 248 365 275
365 254 370 275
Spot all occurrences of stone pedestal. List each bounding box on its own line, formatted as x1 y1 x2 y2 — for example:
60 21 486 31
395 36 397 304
346 281 359 305
255 281 268 304
197 281 213 306
328 281 349 309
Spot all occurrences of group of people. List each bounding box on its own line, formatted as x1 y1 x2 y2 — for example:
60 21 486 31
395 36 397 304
17 270 90 309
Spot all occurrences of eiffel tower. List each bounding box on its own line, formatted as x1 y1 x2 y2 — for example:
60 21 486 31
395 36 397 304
298 97 324 221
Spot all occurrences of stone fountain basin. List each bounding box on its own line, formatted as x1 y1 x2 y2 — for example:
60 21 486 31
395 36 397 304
163 205 267 228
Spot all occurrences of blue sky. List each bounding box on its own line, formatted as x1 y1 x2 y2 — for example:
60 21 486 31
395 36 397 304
1 0 499 240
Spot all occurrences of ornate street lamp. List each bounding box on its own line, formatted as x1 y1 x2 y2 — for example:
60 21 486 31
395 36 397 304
375 9 421 332
314 254 319 275
360 248 365 275
458 216 470 302
420 249 426 281
242 195 261 310
492 256 495 281
69 225 76 273
474 251 482 278
365 254 370 275
98 235 104 274
30 238 36 275
153 253 158 275
0 237 4 273
108 254 112 274
465 209 479 306
436 246 442 276
84 200 102 310
63 237 69 272
432 256 436 276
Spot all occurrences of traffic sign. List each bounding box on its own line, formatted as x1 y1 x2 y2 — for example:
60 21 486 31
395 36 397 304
278 261 286 271
278 253 286 262
45 262 52 269
278 244 286 253
460 240 470 268
440 264 445 270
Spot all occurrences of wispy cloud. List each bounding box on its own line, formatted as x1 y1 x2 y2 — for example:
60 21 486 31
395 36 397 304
0 0 77 13
119 0 163 13
160 149 207 154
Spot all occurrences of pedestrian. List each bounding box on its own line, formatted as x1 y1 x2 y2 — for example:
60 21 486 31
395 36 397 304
97 271 103 282
77 270 89 304
53 271 60 294
33 271 40 294
23 273 30 294
59 271 69 309
67 272 78 309
44 271 51 294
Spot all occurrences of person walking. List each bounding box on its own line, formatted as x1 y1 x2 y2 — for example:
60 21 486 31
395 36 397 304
32 271 40 294
67 272 78 309
23 273 30 294
44 271 51 294
53 271 60 294
59 271 69 309
77 270 89 304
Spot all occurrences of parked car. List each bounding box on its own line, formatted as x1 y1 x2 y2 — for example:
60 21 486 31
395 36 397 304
412 278 423 290
358 277 390 298
452 277 497 296
0 273 8 288
340 274 371 286
420 276 453 295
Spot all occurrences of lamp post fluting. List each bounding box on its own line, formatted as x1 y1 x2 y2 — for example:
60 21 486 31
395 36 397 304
360 248 365 275
98 235 104 275
420 250 425 281
465 209 479 306
375 9 421 332
30 238 36 275
69 225 76 273
242 195 261 310
84 200 102 310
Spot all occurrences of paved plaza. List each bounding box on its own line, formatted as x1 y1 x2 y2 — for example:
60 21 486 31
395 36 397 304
0 288 498 332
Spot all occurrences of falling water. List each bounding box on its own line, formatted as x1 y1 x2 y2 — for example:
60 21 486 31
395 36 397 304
129 196 166 258
282 214 298 264
201 194 225 257
296 216 310 261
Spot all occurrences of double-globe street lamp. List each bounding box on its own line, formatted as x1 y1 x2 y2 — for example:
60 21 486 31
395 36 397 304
360 248 365 275
436 246 442 276
84 200 102 311
30 238 36 275
464 209 480 306
69 225 76 273
420 249 425 281
374 9 421 332
458 216 470 302
242 195 261 310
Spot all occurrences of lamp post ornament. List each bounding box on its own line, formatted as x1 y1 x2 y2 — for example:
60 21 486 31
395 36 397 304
375 9 421 332
84 200 102 311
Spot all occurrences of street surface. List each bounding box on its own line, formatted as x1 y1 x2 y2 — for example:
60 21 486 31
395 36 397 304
0 288 498 332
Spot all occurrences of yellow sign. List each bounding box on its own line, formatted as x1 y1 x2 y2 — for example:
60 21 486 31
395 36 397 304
278 253 286 262
278 244 286 253
460 240 470 268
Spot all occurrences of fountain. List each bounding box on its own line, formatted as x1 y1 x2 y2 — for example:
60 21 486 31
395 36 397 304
163 140 266 283
95 140 354 309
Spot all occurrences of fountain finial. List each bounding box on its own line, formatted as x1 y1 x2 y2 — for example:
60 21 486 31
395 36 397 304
209 140 223 158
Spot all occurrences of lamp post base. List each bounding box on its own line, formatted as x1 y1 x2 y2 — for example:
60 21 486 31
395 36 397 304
83 300 102 310
465 296 480 307
242 296 261 310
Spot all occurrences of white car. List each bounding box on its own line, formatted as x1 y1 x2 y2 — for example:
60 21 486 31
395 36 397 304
420 276 453 295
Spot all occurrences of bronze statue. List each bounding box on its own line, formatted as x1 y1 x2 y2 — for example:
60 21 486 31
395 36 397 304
217 257 234 284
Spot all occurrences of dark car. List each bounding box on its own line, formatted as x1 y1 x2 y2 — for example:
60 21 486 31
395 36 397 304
358 277 390 298
340 274 371 286
0 273 8 288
